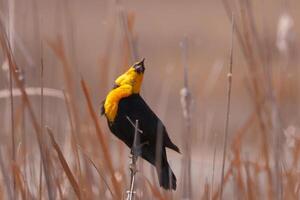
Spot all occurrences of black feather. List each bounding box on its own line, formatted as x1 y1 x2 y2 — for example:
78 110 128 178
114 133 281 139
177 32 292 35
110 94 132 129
105 94 179 190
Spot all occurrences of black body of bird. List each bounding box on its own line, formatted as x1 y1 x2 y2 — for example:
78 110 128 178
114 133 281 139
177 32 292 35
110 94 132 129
101 59 180 190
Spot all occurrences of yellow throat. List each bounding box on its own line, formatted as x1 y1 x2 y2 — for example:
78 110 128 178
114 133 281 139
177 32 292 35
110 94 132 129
104 60 145 122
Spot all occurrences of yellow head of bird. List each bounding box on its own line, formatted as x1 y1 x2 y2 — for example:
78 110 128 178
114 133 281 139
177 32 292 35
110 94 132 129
114 59 145 93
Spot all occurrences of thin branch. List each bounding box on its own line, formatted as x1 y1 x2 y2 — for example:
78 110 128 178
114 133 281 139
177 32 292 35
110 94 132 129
7 1 16 192
38 44 44 200
219 14 235 200
180 35 192 199
126 119 140 200
8 34 16 199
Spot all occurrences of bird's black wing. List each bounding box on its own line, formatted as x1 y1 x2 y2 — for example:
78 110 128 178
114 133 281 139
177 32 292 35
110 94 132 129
117 94 180 153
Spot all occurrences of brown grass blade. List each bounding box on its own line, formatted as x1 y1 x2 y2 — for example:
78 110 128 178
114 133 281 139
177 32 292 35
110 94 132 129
12 162 33 200
47 37 83 183
63 91 82 182
39 43 45 200
0 18 54 200
219 14 234 200
0 148 13 200
244 160 255 200
80 78 122 199
78 145 115 199
144 177 166 200
46 127 82 200
8 48 16 197
54 175 65 200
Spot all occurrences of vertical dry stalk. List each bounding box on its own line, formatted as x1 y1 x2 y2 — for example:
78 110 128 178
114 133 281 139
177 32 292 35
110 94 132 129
62 90 82 178
7 0 16 194
53 175 64 200
38 48 44 200
0 20 54 200
12 162 33 200
222 1 286 199
8 0 15 51
0 148 13 200
126 119 140 200
228 111 257 198
8 32 16 198
180 36 192 199
235 1 271 168
245 159 254 200
118 6 139 64
219 14 234 200
212 162 234 200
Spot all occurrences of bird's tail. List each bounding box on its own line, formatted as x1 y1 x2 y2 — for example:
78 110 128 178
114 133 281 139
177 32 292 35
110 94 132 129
157 161 177 190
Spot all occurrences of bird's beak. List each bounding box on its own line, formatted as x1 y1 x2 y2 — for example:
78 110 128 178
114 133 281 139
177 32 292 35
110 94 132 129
133 58 145 74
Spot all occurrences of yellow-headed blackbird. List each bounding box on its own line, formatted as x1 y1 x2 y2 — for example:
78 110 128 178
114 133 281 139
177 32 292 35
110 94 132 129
101 59 180 190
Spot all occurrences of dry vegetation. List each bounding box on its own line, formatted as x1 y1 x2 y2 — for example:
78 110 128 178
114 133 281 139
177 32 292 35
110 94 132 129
0 0 299 199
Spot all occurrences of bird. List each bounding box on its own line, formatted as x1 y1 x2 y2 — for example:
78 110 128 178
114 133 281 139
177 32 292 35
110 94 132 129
100 59 180 190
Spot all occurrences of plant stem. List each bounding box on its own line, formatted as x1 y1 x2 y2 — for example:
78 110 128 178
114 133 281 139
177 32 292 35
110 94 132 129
126 119 140 200
219 14 235 200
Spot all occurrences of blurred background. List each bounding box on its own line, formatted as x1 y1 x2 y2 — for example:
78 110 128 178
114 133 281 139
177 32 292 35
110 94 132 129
0 0 300 199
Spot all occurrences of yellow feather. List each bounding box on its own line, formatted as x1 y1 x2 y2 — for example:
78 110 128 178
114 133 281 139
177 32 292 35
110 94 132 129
104 64 144 122
104 84 133 122
115 67 143 94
